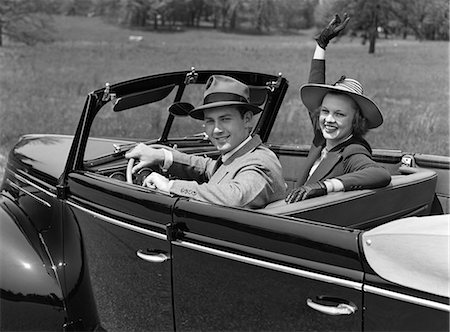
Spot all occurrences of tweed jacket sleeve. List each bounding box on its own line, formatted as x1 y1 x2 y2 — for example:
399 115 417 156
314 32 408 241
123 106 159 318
166 150 217 183
168 136 286 209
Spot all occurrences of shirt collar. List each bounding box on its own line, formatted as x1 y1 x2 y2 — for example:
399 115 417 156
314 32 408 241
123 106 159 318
222 135 252 163
326 134 353 152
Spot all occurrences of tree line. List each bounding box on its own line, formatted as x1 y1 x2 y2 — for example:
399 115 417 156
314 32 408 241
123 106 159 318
0 0 448 52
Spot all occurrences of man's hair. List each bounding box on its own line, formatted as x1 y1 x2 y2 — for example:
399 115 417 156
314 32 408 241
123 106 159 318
236 106 253 119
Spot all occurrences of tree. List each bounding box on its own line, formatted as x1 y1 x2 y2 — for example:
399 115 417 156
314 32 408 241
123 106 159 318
0 0 56 46
316 0 392 54
253 0 277 32
119 0 149 27
277 0 317 30
184 0 206 27
316 0 449 54
80 0 449 40
92 0 121 18
61 0 94 16
389 0 449 41
147 0 174 30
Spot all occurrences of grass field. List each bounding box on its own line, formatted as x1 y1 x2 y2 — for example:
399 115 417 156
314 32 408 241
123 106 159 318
0 15 449 179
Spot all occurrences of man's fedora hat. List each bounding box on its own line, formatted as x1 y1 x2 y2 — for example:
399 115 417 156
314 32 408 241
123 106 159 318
300 76 383 129
188 75 263 120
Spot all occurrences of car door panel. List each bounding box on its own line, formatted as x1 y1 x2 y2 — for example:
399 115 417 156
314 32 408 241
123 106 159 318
363 274 450 331
364 291 450 331
172 200 364 331
66 172 177 331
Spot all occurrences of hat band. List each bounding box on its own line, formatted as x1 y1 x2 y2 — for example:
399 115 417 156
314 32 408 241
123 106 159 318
204 92 249 105
333 76 364 95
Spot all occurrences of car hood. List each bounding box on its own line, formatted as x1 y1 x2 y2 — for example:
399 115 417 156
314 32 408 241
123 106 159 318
11 134 74 183
10 134 133 185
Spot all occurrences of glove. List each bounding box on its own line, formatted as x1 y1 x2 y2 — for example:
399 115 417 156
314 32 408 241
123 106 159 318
285 181 327 204
314 13 350 49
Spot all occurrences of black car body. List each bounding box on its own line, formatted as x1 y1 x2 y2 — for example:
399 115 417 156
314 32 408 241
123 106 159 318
1 69 449 331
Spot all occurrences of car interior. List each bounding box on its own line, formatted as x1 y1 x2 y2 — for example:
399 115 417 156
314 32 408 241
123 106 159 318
258 163 438 230
86 75 443 231
91 140 439 232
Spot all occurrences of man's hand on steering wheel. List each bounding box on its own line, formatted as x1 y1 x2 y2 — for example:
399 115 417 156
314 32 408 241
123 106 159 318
125 143 165 174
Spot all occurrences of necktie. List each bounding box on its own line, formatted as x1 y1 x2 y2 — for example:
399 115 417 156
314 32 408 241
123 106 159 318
212 157 223 175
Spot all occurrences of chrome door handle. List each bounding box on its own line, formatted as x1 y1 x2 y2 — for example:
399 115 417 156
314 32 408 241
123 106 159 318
136 249 170 263
306 298 357 315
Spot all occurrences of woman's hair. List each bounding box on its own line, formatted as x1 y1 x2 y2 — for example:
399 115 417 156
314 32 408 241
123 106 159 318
351 105 369 137
311 92 369 137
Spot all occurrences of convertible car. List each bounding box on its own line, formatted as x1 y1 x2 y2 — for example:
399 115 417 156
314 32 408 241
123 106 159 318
1 69 449 331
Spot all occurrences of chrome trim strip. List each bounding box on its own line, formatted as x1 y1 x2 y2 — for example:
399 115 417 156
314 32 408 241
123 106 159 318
364 285 450 312
173 240 362 290
13 171 57 198
7 180 51 208
38 233 67 311
66 200 167 240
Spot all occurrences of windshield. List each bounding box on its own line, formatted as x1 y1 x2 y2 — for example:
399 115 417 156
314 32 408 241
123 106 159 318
85 80 262 163
82 71 277 165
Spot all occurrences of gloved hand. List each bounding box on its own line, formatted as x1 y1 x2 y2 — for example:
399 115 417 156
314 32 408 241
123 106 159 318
314 13 350 49
285 181 327 203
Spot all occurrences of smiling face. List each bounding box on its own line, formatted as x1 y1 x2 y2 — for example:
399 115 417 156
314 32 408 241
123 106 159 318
319 93 357 149
203 107 253 154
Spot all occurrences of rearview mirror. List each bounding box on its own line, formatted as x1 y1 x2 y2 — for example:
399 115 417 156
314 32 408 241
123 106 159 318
168 102 195 117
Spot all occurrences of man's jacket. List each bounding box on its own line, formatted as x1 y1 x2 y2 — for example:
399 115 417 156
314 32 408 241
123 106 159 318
169 135 286 209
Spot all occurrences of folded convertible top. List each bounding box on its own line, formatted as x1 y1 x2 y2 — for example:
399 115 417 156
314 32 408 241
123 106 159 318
362 214 450 297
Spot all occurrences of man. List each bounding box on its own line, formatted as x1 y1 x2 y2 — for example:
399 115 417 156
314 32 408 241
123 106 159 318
125 75 286 209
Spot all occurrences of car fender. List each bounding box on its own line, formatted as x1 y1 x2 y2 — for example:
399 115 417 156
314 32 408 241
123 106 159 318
0 194 66 331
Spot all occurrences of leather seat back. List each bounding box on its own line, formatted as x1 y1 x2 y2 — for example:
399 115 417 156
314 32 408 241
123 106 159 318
260 166 437 230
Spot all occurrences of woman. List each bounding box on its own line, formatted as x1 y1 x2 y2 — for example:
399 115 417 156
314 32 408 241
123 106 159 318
286 14 391 203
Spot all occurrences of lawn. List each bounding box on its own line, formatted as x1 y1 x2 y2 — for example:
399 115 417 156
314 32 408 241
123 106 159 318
0 15 448 179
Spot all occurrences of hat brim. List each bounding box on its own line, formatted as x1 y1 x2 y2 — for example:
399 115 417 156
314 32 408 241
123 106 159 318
300 84 383 129
189 101 263 120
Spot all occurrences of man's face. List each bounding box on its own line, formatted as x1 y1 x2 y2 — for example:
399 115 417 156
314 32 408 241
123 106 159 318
203 107 253 154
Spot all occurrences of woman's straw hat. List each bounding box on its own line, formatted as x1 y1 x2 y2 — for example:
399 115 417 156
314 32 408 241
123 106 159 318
300 76 383 128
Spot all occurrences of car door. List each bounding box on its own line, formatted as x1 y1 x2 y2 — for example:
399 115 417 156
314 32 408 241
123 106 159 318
363 273 450 331
65 171 178 331
171 199 364 331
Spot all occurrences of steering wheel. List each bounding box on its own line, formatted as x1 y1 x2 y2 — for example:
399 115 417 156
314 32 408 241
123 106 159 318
126 158 136 184
126 158 158 186
126 144 176 185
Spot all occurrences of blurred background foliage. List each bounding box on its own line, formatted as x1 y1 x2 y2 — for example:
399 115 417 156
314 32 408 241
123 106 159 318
1 0 449 52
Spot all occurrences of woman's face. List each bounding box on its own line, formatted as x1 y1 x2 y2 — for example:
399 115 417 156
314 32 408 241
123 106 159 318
319 93 357 147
